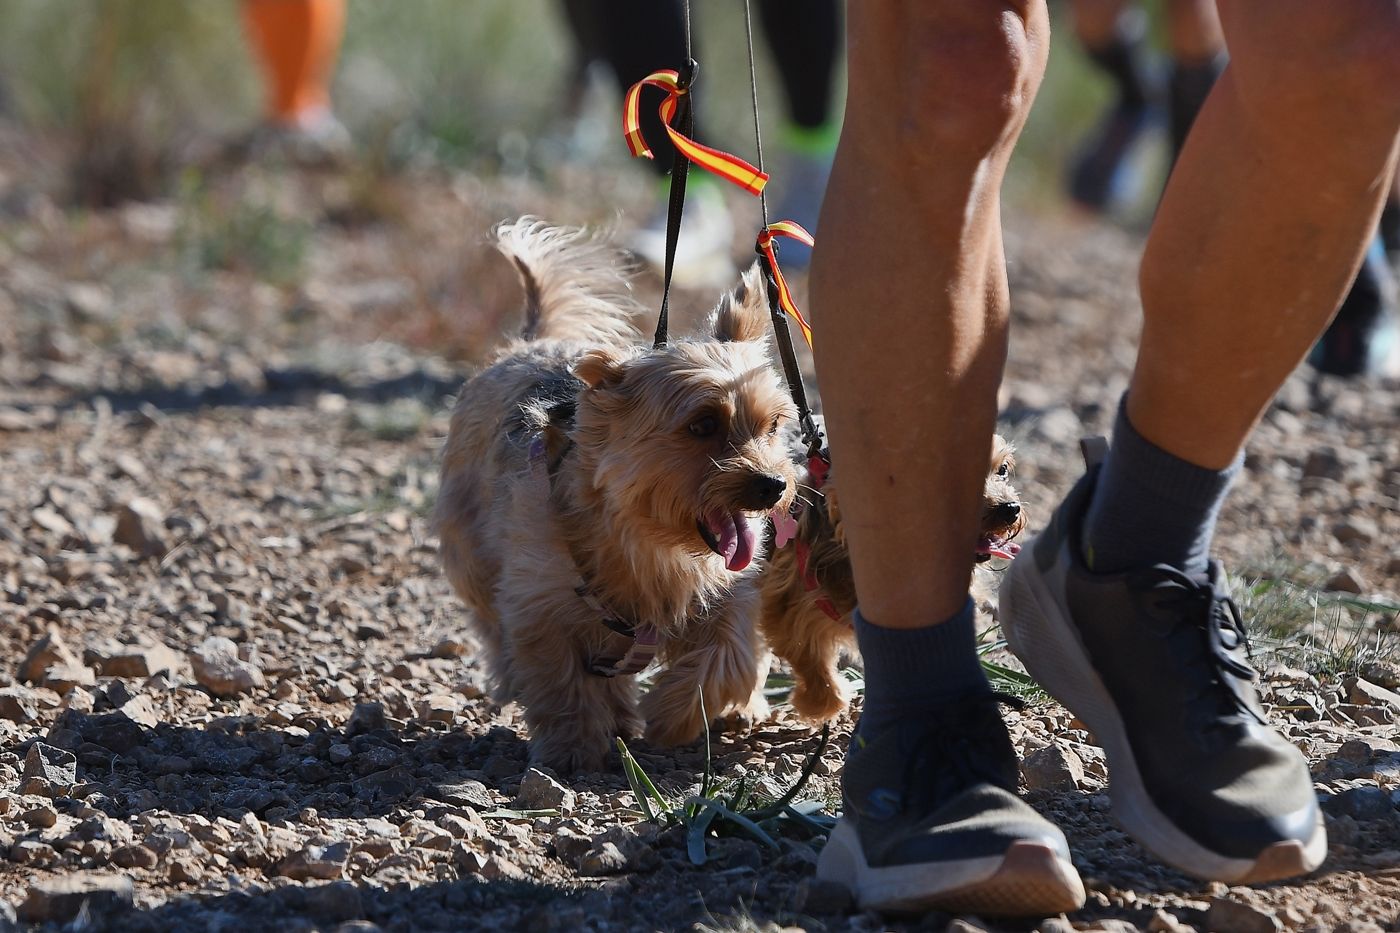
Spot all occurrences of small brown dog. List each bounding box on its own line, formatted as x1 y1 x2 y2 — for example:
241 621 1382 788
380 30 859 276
434 219 797 772
760 434 1026 722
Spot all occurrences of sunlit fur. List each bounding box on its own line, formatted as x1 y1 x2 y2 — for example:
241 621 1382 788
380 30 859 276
434 219 796 772
760 435 1027 723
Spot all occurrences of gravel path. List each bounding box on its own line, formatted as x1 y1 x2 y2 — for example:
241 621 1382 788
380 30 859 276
0 163 1397 932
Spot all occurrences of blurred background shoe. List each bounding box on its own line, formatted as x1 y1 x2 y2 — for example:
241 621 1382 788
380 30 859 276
248 107 352 167
1310 236 1399 378
627 175 735 289
766 123 836 270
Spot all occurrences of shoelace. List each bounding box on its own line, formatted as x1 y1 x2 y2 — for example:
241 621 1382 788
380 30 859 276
1138 567 1266 728
900 693 1025 809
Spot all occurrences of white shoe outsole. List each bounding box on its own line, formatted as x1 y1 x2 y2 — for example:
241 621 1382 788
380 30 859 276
816 820 1085 916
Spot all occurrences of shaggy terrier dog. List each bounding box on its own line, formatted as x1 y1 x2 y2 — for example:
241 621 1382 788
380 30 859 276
760 435 1026 722
434 219 796 772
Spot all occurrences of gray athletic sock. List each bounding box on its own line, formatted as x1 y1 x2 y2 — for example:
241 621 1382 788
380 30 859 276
853 598 990 742
1082 397 1241 575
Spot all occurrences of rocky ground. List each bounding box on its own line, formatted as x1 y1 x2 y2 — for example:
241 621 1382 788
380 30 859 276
0 152 1398 932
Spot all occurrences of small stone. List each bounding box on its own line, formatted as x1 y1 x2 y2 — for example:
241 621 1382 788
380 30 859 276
1322 787 1395 821
515 768 575 811
946 920 990 933
414 694 458 725
19 630 82 684
167 857 201 883
277 841 351 880
189 636 264 697
346 702 386 735
1036 919 1076 933
428 636 471 659
429 781 493 810
31 506 74 538
578 841 628 876
0 686 40 723
112 498 168 557
10 840 56 865
18 873 134 924
1022 742 1085 791
21 800 58 827
1205 897 1282 933
1333 517 1379 546
22 742 77 796
413 826 454 851
328 744 353 764
1146 910 1194 933
1325 568 1367 595
39 662 95 693
1338 738 1375 764
1360 661 1400 689
112 844 160 869
1346 677 1400 712
88 642 183 679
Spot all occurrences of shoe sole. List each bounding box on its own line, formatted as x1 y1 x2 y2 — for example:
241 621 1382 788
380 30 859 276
816 821 1085 917
1000 549 1327 883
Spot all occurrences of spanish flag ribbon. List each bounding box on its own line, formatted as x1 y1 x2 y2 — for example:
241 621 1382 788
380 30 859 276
623 69 770 196
756 221 815 348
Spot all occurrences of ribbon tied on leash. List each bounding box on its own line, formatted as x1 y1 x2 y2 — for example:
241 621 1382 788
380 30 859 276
623 68 770 196
755 221 815 349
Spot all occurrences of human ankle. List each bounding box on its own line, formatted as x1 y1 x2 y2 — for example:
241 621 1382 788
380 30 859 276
1081 397 1240 575
853 599 990 741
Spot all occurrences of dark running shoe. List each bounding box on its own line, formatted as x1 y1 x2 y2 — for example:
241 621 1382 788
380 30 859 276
1000 441 1326 883
1310 236 1399 378
1067 101 1153 213
817 693 1085 916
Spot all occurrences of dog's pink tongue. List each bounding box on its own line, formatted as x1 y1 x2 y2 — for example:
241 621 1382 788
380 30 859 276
704 509 757 572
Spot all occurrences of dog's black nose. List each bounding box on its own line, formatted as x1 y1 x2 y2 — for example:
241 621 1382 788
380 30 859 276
742 473 788 510
992 501 1021 524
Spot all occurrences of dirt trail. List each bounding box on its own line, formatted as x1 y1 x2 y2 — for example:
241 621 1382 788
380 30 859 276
0 162 1397 932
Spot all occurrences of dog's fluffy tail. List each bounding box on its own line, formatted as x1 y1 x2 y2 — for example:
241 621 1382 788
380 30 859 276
493 218 643 346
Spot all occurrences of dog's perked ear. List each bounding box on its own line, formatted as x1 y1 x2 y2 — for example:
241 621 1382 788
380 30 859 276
710 263 770 343
574 348 626 389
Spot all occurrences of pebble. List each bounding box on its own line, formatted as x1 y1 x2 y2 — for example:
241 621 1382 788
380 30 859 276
1022 742 1085 791
1346 677 1400 712
1205 897 1282 933
189 636 265 697
21 742 77 796
515 768 575 812
1322 786 1396 821
112 498 169 557
18 873 134 924
1325 568 1368 595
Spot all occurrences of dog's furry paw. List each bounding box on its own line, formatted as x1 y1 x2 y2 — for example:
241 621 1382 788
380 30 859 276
719 694 771 732
528 732 609 775
790 677 850 723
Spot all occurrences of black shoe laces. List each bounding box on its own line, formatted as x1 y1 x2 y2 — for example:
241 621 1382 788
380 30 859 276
1133 566 1267 729
898 693 1024 810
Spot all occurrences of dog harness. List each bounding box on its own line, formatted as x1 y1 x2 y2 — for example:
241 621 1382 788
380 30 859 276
773 452 843 624
528 435 661 678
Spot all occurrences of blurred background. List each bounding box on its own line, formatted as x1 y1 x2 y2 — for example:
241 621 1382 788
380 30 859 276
0 0 1191 366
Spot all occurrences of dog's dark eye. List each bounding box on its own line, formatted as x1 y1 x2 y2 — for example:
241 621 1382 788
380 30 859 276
996 461 1010 477
768 416 782 436
689 416 719 439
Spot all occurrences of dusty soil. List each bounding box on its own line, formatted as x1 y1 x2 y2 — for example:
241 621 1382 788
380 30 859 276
0 151 1398 932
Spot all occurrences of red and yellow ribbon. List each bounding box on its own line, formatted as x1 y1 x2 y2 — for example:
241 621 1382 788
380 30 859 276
623 69 770 196
756 221 815 348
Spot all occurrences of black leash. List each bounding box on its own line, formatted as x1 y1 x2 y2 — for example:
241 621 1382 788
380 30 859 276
742 0 824 459
653 56 697 349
